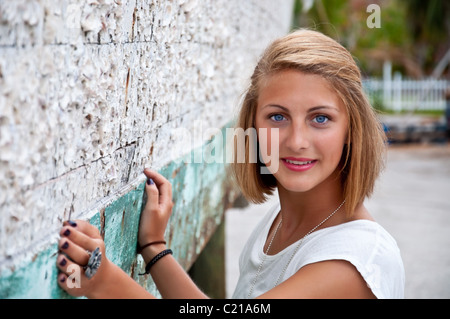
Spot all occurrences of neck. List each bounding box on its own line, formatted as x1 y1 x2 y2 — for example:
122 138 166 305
276 174 346 237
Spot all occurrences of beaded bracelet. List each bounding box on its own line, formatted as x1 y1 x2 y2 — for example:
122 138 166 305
139 249 173 275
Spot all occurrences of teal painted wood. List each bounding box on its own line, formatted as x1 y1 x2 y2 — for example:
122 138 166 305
0 126 236 298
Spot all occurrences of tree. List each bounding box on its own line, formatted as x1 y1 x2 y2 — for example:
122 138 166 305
292 0 450 78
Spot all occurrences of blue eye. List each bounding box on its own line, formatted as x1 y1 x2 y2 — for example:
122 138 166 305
271 114 285 122
313 115 329 124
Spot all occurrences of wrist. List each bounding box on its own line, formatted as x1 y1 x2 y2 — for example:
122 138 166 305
138 240 166 253
141 243 167 264
86 261 152 299
84 258 115 299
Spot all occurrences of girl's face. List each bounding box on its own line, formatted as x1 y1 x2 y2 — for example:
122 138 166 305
255 69 349 194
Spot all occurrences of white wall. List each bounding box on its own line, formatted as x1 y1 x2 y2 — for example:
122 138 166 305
0 0 293 275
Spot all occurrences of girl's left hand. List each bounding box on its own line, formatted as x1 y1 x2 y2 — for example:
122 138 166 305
56 220 112 298
138 169 174 248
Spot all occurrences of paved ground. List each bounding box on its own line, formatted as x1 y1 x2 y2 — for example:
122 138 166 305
225 143 450 299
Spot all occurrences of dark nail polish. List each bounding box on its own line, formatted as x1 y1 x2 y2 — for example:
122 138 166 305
61 241 69 249
68 220 77 227
60 276 66 283
147 178 154 185
63 229 71 236
59 258 67 266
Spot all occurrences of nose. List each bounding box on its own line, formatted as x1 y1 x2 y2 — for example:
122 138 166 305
285 121 310 151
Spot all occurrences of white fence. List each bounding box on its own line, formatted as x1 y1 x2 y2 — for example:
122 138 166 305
363 75 449 112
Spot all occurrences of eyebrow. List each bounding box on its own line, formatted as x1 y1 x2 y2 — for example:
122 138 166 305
308 105 340 113
262 104 290 112
263 104 340 113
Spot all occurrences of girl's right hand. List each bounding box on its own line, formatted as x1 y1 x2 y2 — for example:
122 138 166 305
56 220 112 298
138 169 174 250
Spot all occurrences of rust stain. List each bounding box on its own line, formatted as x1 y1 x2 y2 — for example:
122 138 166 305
172 166 181 178
130 7 137 41
149 143 154 157
121 208 126 232
99 207 106 239
129 259 137 279
124 67 131 113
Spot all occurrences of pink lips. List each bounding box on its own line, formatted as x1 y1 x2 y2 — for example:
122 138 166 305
281 157 317 172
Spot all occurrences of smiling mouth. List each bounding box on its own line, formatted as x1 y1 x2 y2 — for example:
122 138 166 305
284 159 315 165
281 158 317 172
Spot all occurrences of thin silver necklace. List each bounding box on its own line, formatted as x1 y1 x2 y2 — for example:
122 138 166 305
247 199 346 298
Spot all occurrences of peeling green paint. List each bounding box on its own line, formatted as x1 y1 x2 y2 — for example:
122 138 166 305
0 125 237 298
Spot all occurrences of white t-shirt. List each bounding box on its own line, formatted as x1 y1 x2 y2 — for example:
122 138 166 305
232 203 405 299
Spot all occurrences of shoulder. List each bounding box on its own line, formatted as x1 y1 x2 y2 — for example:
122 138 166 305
296 220 405 298
301 220 402 270
260 221 404 299
304 220 397 254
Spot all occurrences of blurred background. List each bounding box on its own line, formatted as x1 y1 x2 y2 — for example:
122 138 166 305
226 0 450 299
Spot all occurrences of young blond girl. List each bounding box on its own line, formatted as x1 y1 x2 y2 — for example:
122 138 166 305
56 29 404 299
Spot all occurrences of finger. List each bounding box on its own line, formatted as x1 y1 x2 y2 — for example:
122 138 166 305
143 169 173 208
143 169 172 198
144 177 160 210
57 272 71 292
57 255 84 294
57 272 69 288
63 219 101 240
57 253 83 275
60 226 99 252
58 237 90 266
144 176 172 215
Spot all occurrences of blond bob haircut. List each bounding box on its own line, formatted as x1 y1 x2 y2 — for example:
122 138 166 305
231 29 386 216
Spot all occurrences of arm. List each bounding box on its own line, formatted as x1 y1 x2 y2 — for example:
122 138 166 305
57 169 206 299
138 169 208 299
140 243 207 299
256 260 376 299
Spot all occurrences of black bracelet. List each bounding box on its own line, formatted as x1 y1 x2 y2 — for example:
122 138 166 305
139 249 173 275
137 240 166 254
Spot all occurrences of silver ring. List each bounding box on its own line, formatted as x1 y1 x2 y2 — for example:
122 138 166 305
84 247 102 279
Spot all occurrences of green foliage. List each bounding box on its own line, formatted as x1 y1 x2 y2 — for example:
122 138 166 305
369 91 387 112
292 0 450 77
